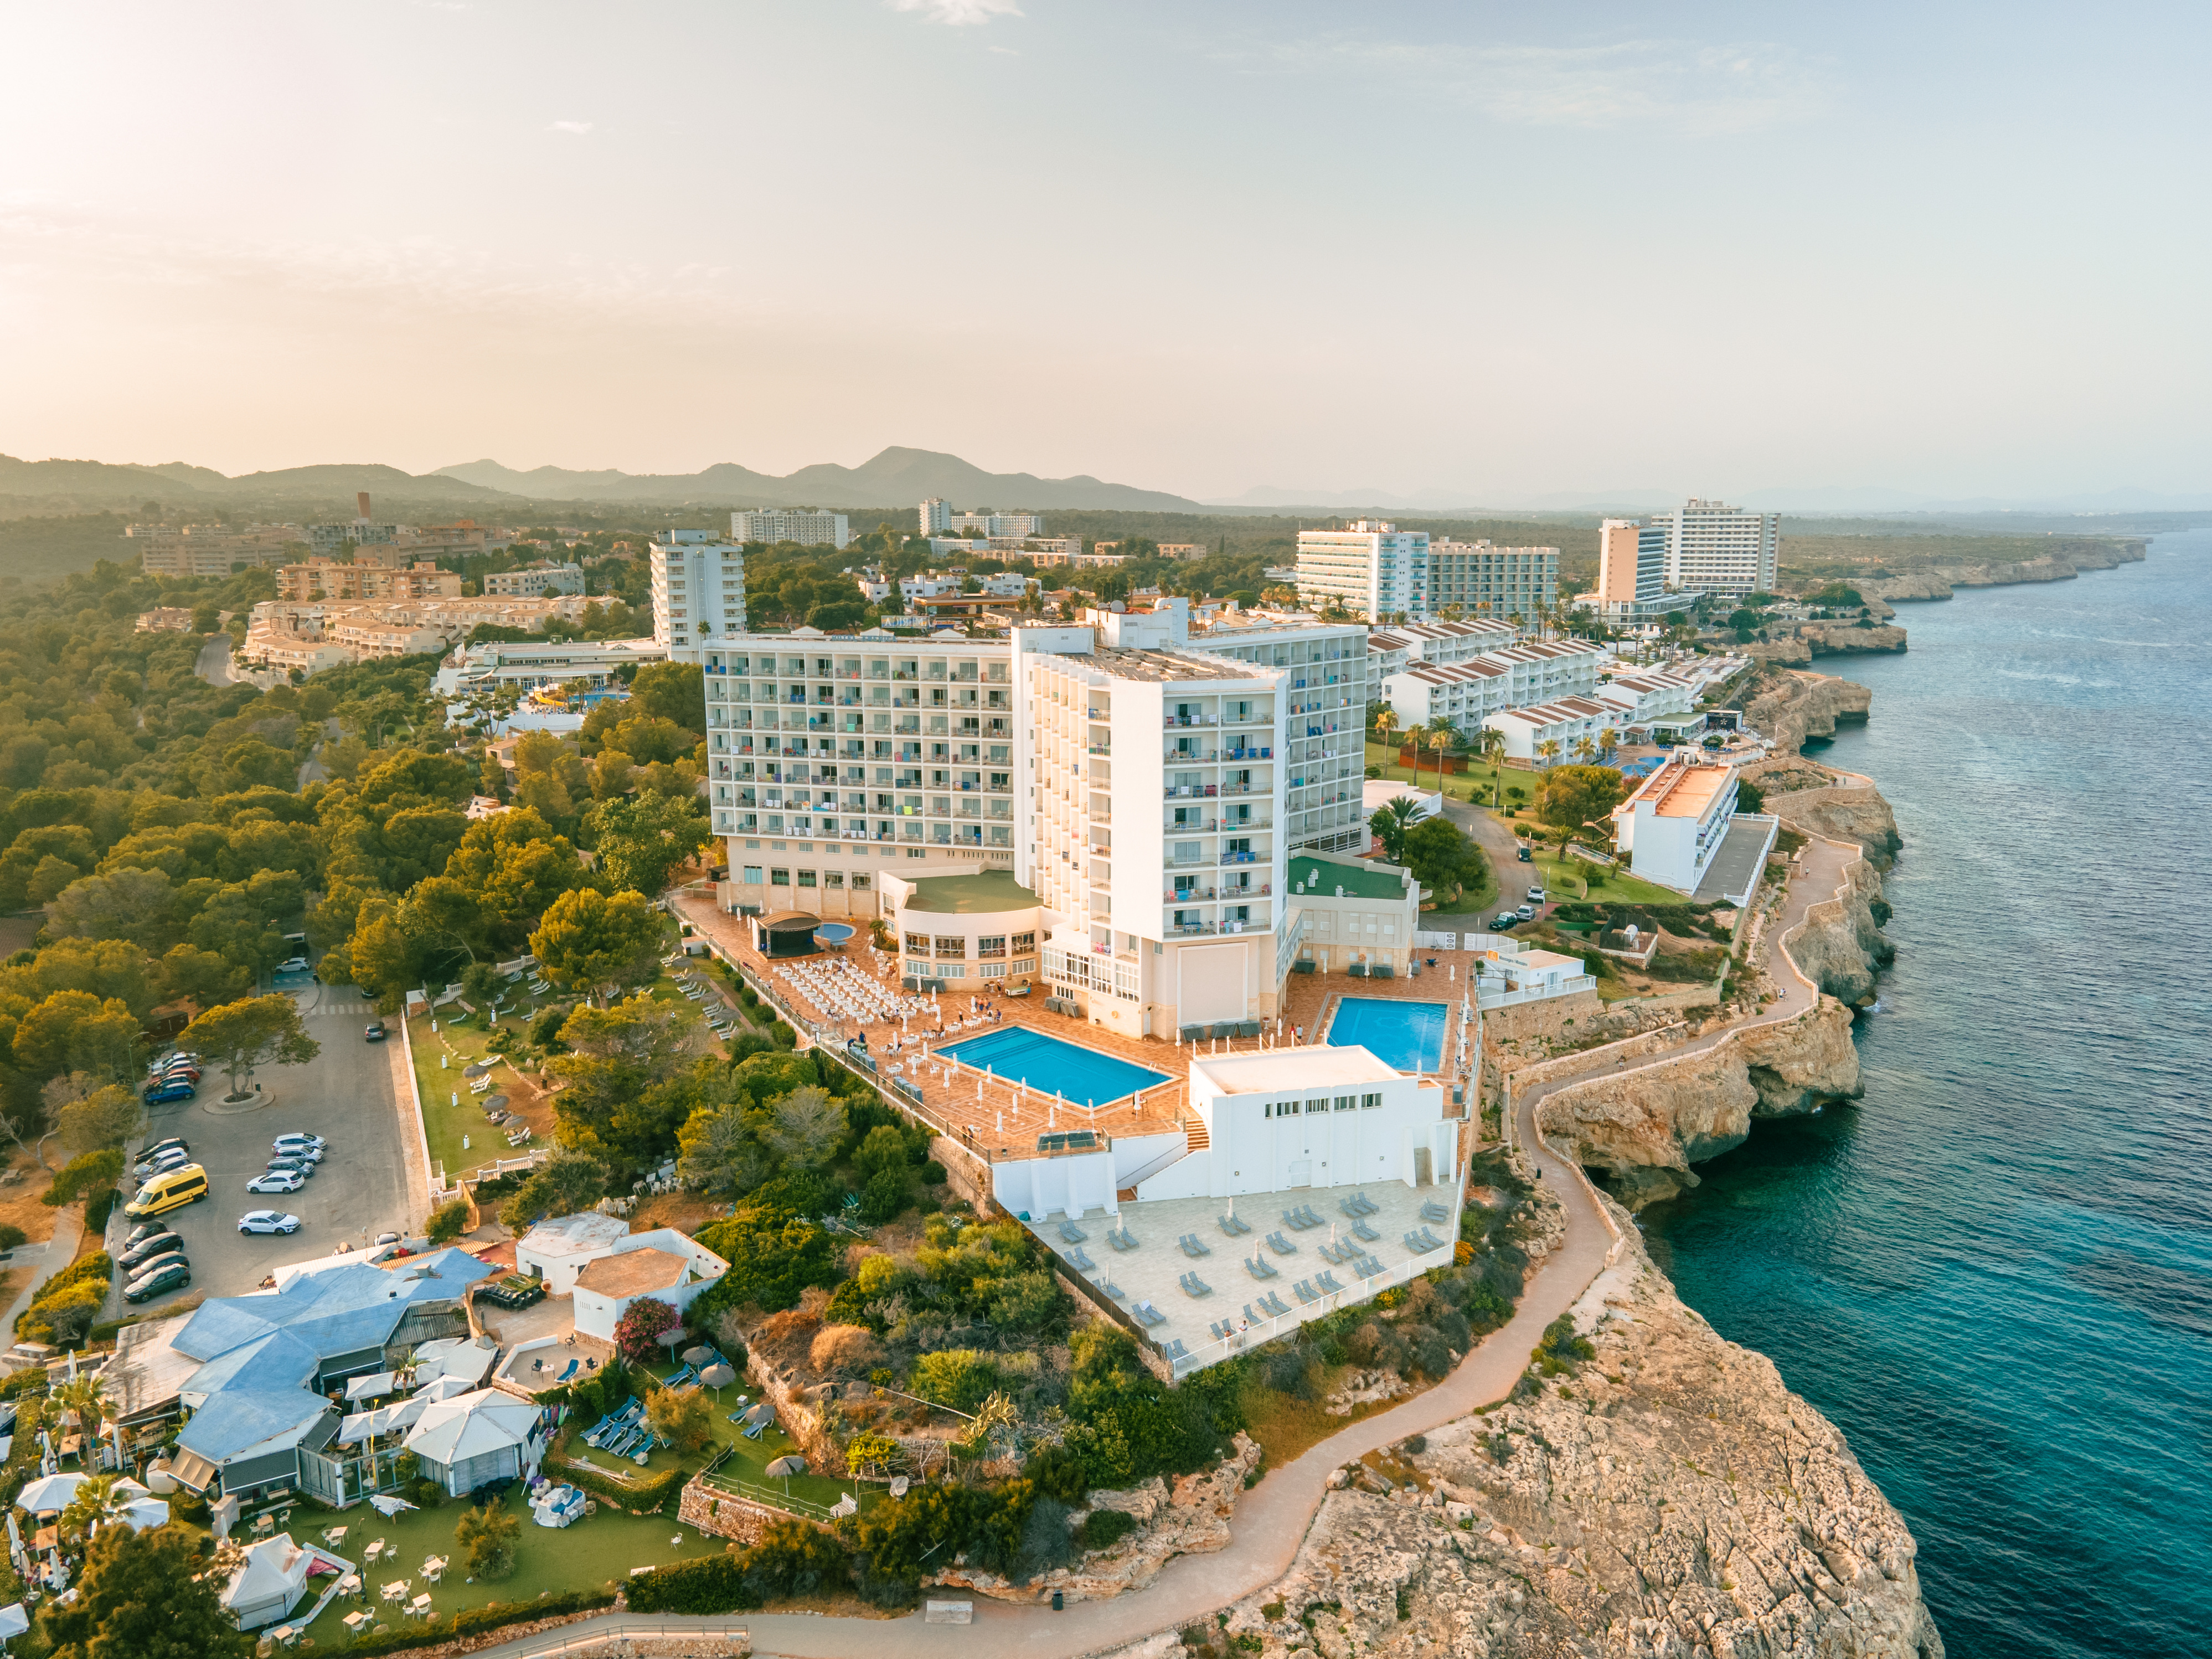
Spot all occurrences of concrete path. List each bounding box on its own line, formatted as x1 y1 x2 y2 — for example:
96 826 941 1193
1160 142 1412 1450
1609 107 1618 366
3 1204 84 1337
463 843 1865 1659
194 633 234 688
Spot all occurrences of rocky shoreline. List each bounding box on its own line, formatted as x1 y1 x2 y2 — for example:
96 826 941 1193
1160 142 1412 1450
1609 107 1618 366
1854 537 2146 603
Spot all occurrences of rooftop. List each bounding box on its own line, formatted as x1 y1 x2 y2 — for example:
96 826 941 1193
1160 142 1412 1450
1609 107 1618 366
1290 856 1410 903
1631 756 1736 820
1189 1043 1406 1095
901 869 1041 915
518 1212 630 1258
1094 645 1270 684
573 1247 690 1299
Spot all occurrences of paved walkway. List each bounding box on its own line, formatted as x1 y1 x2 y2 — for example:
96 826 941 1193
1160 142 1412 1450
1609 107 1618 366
3 1203 83 1337
470 841 1864 1658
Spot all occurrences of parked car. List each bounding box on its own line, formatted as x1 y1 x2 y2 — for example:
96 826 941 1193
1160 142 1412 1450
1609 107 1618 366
247 1170 305 1195
142 1136 190 1162
128 1250 189 1281
478 1274 545 1310
1515 904 1536 921
276 956 311 975
1516 844 1533 862
1527 885 1546 902
238 1210 302 1235
364 1022 386 1042
118 1231 184 1272
122 1260 192 1303
133 1147 190 1181
265 1156 317 1180
1494 911 1518 929
272 1134 328 1156
143 1080 197 1105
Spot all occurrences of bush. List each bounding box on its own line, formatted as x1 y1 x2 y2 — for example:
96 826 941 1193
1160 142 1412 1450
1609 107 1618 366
810 1323 884 1377
551 1453 685 1513
455 1500 521 1580
769 1021 796 1048
920 1160 946 1186
612 1295 682 1361
1079 1507 1138 1551
42 1150 122 1207
626 1519 850 1614
426 1196 472 1245
855 1166 910 1225
81 1186 118 1234
0 1225 26 1253
910 1349 999 1414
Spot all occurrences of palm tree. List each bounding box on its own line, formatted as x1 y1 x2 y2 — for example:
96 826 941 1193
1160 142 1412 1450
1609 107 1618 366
1371 795 1422 863
1599 727 1620 760
1536 738 1562 769
1473 724 1507 806
1372 707 1399 771
1571 735 1596 765
1424 719 1458 795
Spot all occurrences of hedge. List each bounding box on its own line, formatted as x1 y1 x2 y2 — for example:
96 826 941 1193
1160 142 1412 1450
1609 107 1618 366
625 1553 763 1615
550 1453 685 1513
321 1589 618 1657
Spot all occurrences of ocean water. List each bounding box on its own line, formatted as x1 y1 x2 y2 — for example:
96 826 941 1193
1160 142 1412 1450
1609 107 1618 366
1640 530 2212 1659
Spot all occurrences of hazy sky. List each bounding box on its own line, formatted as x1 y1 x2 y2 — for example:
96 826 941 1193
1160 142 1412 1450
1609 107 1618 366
4 1 2207 502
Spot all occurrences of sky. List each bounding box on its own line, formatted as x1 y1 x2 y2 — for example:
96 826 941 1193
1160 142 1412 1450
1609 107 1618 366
2 0 2208 506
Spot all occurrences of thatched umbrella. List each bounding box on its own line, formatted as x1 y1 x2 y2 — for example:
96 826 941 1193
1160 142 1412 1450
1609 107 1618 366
697 1363 735 1400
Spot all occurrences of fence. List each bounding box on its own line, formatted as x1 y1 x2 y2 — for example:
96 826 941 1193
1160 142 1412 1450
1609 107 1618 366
504 1619 751 1658
693 1463 846 1524
1474 974 1599 1011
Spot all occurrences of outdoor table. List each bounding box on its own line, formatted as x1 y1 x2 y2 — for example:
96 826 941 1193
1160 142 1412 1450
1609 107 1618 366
343 1610 373 1634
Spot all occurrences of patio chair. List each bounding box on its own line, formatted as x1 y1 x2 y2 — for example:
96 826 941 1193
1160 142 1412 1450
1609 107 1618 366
1262 1291 1292 1316
1178 1233 1210 1258
1058 1219 1089 1244
1218 1211 1252 1237
1353 1220 1381 1242
556 1359 579 1383
1266 1230 1297 1255
1280 1209 1310 1232
1209 1320 1233 1341
1065 1245 1096 1272
1420 1201 1451 1224
1107 1225 1138 1252
1317 1240 1347 1265
1162 1339 1189 1362
1292 1280 1318 1304
1244 1255 1278 1280
1178 1271 1212 1298
1316 1270 1342 1294
1244 1302 1265 1326
1296 1204 1325 1229
1353 1253 1384 1278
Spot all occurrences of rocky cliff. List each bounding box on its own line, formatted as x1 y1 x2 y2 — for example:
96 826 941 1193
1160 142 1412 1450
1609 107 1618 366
1781 856 1894 1002
1129 1217 1943 1659
1801 622 1908 656
1529 1000 1862 1208
1744 760 1905 868
1740 668 1873 756
1858 538 2145 602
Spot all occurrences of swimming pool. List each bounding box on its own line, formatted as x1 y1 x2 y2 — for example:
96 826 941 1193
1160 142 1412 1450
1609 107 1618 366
937 1027 1172 1107
813 923 855 945
1326 997 1450 1073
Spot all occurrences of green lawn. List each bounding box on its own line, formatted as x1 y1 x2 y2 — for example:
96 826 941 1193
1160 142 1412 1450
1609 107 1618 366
1366 742 1532 810
408 1014 537 1186
276 1483 725 1643
1526 851 1688 909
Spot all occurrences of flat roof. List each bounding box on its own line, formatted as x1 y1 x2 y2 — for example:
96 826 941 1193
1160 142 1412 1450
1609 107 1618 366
1093 646 1265 683
903 869 1041 915
1633 758 1735 819
574 1248 689 1299
1191 1044 1406 1094
1290 855 1410 903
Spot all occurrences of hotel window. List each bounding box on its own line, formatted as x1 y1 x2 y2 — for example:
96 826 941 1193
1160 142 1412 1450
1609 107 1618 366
824 870 844 888
797 870 817 888
977 936 1007 959
1362 1092 1383 1110
741 866 763 884
904 932 930 955
1012 931 1037 953
1305 1098 1327 1115
1333 1095 1356 1112
770 869 791 887
935 936 967 958
852 874 871 891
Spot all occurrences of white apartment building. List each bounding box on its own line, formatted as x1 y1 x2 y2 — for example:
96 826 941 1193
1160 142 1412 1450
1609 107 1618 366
482 562 586 597
1295 521 1429 622
1655 500 1779 597
919 501 1044 539
730 509 852 550
920 498 952 535
649 530 749 662
1379 638 1606 731
437 636 664 696
1482 695 1616 764
1612 754 1741 892
1427 539 1559 620
1371 619 1519 678
1594 670 1700 730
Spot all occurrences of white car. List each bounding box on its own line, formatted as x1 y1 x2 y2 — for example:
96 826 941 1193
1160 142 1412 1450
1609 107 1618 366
133 1148 190 1181
238 1210 301 1235
247 1171 305 1195
271 1135 327 1159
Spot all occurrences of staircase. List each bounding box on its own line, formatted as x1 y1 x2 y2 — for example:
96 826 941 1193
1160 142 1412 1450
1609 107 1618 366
1183 1115 1210 1151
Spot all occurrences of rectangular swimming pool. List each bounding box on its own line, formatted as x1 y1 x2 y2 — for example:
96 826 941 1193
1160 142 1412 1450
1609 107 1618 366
1327 997 1450 1073
937 1027 1173 1107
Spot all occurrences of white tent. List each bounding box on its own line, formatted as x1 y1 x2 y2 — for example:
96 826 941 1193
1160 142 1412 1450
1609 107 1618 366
411 1337 498 1388
221 1533 314 1631
343 1372 398 1404
0 1601 27 1641
336 1397 430 1447
415 1374 478 1404
118 1496 170 1532
403 1389 542 1496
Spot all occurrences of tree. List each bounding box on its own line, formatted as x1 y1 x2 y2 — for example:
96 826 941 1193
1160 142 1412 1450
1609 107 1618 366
1403 816 1487 907
1535 738 1561 768
12 991 140 1084
1424 718 1457 794
757 1084 847 1172
1534 764 1628 835
454 1501 520 1581
530 887 662 1003
154 942 252 1009
426 1196 472 1245
677 1099 773 1197
614 1294 682 1361
1368 794 1423 865
55 1081 143 1154
584 792 713 898
40 1521 254 1659
177 993 319 1098
646 1382 714 1453
496 1147 610 1231
1372 707 1399 754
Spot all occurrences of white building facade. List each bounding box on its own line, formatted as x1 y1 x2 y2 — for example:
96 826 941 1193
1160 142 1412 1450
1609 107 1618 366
730 509 852 549
1295 521 1429 622
649 530 749 661
1481 695 1617 763
1612 754 1741 891
1427 539 1559 620
482 562 586 597
1656 500 1779 597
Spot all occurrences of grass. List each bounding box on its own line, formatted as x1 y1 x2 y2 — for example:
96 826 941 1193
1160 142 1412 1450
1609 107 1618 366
621 1359 889 1520
1367 743 1527 808
1235 1367 1403 1469
273 1483 725 1644
408 1014 538 1186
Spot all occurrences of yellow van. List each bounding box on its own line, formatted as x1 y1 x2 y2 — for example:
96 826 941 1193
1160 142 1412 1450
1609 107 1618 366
123 1162 209 1220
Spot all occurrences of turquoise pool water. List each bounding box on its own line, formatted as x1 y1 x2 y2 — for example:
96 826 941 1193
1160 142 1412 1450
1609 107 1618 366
937 1026 1171 1106
813 923 854 944
1327 997 1448 1071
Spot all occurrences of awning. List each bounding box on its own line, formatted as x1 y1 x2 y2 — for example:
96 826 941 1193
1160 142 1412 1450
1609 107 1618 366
168 1447 218 1495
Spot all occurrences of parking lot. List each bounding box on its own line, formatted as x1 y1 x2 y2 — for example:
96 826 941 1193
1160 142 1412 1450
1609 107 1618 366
110 984 417 1317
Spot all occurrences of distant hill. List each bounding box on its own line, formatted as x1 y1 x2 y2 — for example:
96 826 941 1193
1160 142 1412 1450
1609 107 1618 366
0 455 509 511
436 446 1204 511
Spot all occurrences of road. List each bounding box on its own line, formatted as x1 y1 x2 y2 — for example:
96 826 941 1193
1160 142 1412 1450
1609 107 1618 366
194 633 234 688
109 985 416 1313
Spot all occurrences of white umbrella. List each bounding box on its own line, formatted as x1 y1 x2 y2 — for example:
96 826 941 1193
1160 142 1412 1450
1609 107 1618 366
367 1493 418 1518
17 1473 85 1513
118 1497 169 1532
0 1602 27 1640
698 1363 735 1393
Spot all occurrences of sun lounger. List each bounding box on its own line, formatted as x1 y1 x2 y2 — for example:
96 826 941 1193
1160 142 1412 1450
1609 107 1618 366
1292 1279 1318 1304
1281 1209 1313 1232
1101 1279 1126 1300
1178 1271 1212 1298
1296 1204 1325 1229
1352 1220 1380 1243
555 1359 579 1383
1163 1338 1189 1362
1210 1320 1233 1341
1178 1233 1210 1258
742 1417 770 1440
1317 1239 1348 1265
1058 1219 1089 1244
1353 1253 1384 1278
1245 1255 1278 1279
1420 1200 1451 1224
1107 1226 1138 1251
1263 1291 1291 1316
1065 1245 1096 1272
1133 1301 1167 1328
1244 1302 1265 1326
1267 1230 1297 1254
1218 1212 1252 1236
1316 1270 1342 1294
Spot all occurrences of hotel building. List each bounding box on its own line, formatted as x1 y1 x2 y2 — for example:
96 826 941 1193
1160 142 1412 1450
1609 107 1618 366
1293 521 1429 622
1426 538 1559 620
649 530 749 662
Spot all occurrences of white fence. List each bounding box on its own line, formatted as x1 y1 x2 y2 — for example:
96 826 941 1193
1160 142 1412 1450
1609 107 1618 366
1475 973 1599 1011
1414 930 1457 950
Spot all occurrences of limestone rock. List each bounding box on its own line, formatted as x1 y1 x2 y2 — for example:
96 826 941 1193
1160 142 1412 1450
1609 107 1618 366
1783 856 1895 1003
1741 669 1873 756
1802 622 1909 655
1859 540 2144 604
1116 1219 1943 1659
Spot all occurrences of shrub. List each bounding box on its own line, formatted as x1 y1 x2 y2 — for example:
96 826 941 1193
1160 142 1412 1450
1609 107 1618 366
455 1500 520 1580
920 1159 946 1186
42 1150 122 1208
551 1454 684 1513
425 1196 472 1245
81 1186 118 1234
809 1323 884 1377
644 1384 713 1454
0 1225 27 1253
855 1166 910 1225
769 1020 796 1048
1079 1507 1138 1552
612 1295 682 1361
909 1348 999 1414
845 1432 900 1475
1024 1441 1089 1503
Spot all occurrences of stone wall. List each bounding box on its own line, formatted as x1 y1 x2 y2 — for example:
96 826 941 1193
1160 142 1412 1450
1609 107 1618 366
1749 762 1904 866
677 1476 809 1545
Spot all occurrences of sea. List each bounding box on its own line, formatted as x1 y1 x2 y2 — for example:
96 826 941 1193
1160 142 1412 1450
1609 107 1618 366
1640 528 2212 1659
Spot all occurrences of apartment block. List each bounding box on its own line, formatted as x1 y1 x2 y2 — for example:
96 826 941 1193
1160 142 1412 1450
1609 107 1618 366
949 510 1043 538
482 562 586 597
1367 619 1520 682
1655 499 1779 597
127 524 303 578
1380 639 1607 732
1426 538 1558 620
1481 695 1617 763
730 509 851 550
1294 521 1429 621
275 560 462 602
649 530 749 662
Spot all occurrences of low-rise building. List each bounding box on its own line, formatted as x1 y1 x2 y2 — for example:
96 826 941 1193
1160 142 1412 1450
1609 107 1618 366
1594 670 1701 733
1481 695 1616 763
483 561 586 597
276 559 462 602
1284 850 1420 975
128 523 303 577
135 607 199 632
1612 753 1740 892
730 508 851 549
